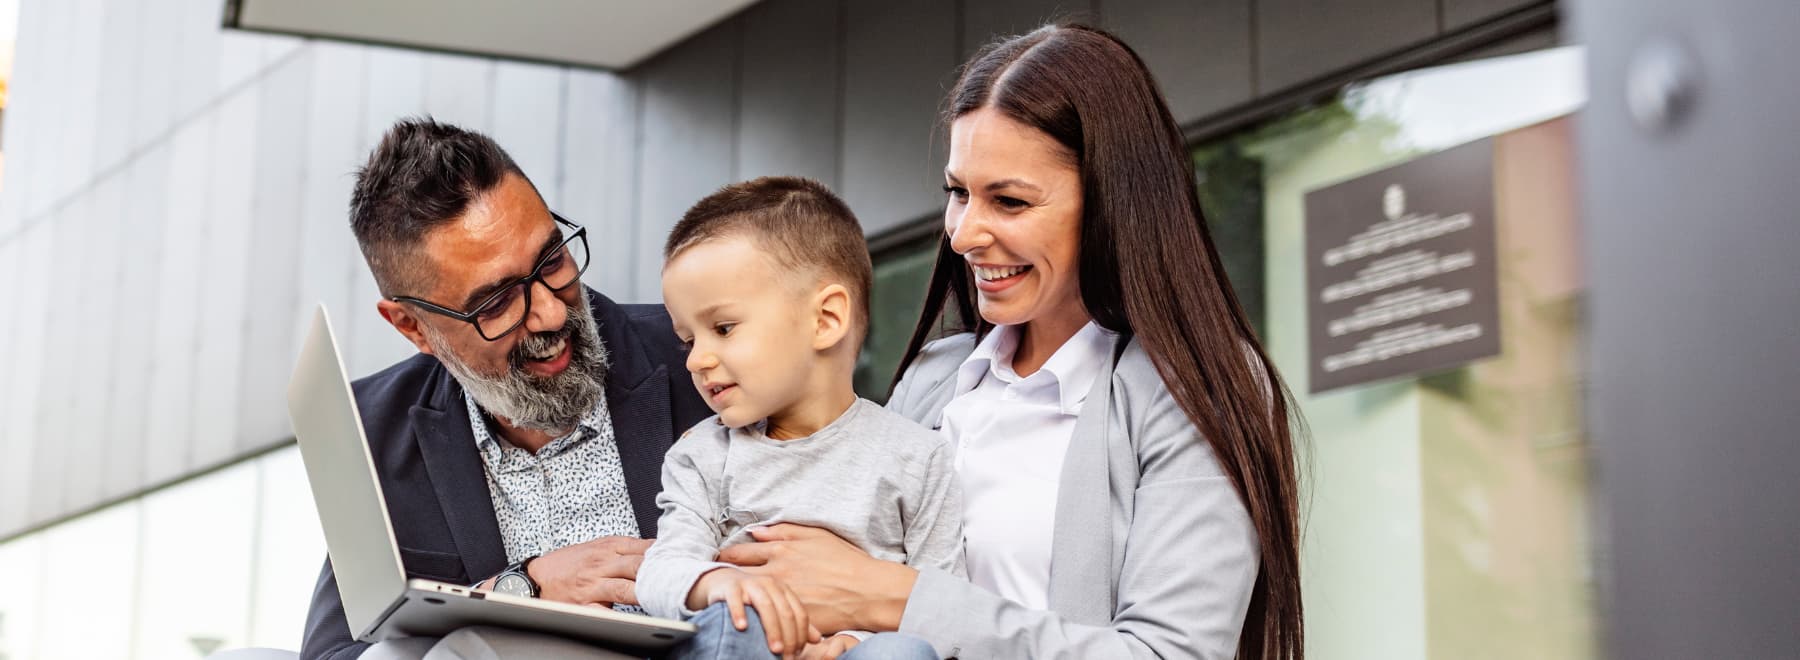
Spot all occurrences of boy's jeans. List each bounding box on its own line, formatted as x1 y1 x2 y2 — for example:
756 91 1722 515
665 602 938 660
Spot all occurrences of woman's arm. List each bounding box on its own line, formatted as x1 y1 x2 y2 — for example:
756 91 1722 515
899 474 1257 659
907 381 1259 659
717 524 917 635
724 385 1260 659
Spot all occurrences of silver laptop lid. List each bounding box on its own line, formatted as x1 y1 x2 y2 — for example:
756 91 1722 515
287 305 409 638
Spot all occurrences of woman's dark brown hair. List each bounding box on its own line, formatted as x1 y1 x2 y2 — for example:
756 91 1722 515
893 22 1304 660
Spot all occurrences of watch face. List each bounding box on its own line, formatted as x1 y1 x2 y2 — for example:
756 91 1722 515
495 574 531 597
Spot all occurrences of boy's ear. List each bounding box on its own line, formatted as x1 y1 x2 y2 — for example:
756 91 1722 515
811 283 852 352
378 299 436 355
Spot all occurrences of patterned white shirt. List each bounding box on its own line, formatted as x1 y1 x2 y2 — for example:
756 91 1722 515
463 392 641 565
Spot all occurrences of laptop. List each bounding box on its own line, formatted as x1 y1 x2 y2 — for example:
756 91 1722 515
287 304 695 652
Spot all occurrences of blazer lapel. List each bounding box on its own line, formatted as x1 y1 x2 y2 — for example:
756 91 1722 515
1046 336 1127 624
607 363 675 538
913 369 961 431
584 288 681 539
409 373 508 581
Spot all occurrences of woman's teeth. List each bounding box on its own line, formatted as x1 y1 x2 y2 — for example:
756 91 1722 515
975 265 1030 281
525 337 566 361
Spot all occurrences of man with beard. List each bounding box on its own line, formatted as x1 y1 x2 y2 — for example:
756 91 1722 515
299 118 709 660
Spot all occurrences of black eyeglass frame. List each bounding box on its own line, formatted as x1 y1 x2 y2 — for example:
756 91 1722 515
389 212 590 342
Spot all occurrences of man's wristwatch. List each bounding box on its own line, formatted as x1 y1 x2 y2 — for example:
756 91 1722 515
492 556 540 598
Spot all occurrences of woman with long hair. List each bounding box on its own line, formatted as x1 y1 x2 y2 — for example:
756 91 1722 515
719 23 1303 659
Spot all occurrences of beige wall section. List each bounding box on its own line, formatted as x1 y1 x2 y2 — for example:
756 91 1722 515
1420 116 1593 659
0 0 1544 536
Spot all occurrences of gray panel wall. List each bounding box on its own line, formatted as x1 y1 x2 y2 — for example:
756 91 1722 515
0 0 1550 536
839 0 959 238
1575 0 1800 657
1257 0 1440 93
1445 0 1541 29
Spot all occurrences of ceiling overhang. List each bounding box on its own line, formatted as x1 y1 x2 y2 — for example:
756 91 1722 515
223 0 761 70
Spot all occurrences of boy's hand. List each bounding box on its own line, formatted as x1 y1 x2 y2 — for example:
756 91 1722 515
799 633 861 660
693 567 822 658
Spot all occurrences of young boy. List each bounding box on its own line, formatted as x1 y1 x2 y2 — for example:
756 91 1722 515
639 177 961 660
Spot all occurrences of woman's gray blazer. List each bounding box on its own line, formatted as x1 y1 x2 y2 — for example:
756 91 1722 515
888 333 1259 660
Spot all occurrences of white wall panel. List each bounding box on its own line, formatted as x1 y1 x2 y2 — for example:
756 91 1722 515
189 89 260 470
351 47 428 378
236 52 313 451
102 143 173 501
130 0 182 151
174 0 224 120
491 61 568 208
53 0 103 207
632 23 738 303
92 0 144 174
23 215 73 524
0 0 46 234
18 0 71 218
142 119 214 487
424 52 496 133
0 225 52 531
28 210 78 522
260 31 305 67
65 178 127 509
0 240 16 485
297 43 367 364
219 30 268 95
561 69 640 296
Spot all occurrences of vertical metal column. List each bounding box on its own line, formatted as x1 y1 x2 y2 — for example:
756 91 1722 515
1573 1 1800 657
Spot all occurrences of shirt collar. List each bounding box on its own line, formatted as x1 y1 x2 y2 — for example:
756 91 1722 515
951 322 1116 415
465 391 603 460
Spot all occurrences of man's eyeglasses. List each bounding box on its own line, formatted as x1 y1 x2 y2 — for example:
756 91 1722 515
390 212 590 341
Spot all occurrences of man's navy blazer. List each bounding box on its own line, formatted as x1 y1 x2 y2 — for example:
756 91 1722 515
300 288 710 660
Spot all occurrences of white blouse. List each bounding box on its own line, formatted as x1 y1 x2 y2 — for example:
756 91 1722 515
938 321 1115 609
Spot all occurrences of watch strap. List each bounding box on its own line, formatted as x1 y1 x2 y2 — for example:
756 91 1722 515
498 555 542 597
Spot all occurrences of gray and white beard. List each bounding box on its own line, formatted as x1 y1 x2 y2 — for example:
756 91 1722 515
425 293 609 435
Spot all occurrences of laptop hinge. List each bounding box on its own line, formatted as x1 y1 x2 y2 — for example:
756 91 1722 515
364 596 409 641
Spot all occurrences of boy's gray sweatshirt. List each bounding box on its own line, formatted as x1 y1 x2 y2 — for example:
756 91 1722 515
637 398 965 636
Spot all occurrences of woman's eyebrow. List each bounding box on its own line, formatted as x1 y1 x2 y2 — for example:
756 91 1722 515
986 179 1042 193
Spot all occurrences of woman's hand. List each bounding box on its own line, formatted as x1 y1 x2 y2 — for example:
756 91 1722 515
798 633 860 660
716 523 919 634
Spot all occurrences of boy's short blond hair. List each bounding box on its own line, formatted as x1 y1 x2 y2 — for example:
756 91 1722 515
664 176 874 342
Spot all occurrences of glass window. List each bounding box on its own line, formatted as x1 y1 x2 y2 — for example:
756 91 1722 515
133 463 258 658
1193 45 1593 659
40 503 140 660
854 233 941 402
0 533 43 660
0 442 325 659
248 446 328 650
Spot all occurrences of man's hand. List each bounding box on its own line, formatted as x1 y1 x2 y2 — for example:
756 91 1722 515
527 536 652 606
799 634 860 660
691 567 821 659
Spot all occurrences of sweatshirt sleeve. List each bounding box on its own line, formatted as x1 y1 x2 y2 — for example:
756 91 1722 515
902 437 965 578
635 422 735 619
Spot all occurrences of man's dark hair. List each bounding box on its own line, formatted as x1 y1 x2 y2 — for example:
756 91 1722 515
350 117 530 296
664 176 874 342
